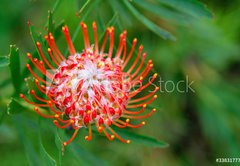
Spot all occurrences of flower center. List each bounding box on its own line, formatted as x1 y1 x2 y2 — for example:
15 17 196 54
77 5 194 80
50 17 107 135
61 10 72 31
47 50 131 128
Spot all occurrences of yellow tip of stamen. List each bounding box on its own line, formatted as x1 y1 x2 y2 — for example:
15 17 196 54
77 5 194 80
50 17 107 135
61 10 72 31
143 104 147 108
126 119 130 123
141 121 146 125
87 110 91 114
108 28 113 33
81 22 87 28
36 42 40 46
127 140 131 144
153 108 156 112
85 136 89 140
154 95 157 98
133 38 137 43
53 120 58 123
154 73 158 77
156 87 159 90
47 48 51 52
70 120 75 123
63 142 67 146
150 64 153 67
140 76 143 81
98 126 103 132
111 135 115 139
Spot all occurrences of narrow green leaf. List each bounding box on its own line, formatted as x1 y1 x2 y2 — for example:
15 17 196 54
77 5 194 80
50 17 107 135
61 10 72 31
98 12 119 41
157 0 213 19
77 0 91 16
65 0 100 55
123 0 176 41
0 56 9 67
71 0 100 42
133 0 191 25
48 10 54 33
52 0 62 13
9 45 21 93
54 20 65 40
114 128 169 148
39 118 57 166
107 0 132 26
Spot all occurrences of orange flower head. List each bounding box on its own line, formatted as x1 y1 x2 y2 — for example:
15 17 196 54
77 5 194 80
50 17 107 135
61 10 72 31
20 22 158 146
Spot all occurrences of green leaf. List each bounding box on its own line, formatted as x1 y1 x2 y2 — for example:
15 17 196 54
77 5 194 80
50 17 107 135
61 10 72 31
133 0 191 25
7 97 47 115
65 0 100 55
157 0 213 19
69 142 110 166
47 10 54 33
8 45 21 93
7 98 25 114
114 128 169 148
54 20 65 40
29 26 42 60
123 0 176 41
54 128 63 166
39 118 57 166
71 0 101 43
0 56 9 67
52 0 62 14
77 0 91 16
14 115 41 166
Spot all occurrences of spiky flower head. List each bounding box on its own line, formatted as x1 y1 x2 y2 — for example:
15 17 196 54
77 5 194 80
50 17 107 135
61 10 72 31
20 22 158 146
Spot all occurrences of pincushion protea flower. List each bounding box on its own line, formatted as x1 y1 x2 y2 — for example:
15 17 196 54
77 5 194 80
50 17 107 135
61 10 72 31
20 22 158 146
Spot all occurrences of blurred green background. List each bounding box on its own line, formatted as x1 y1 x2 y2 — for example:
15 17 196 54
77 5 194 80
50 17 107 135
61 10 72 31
0 0 240 166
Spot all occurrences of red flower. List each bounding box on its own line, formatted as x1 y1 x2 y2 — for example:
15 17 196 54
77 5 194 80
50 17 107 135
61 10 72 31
20 22 158 146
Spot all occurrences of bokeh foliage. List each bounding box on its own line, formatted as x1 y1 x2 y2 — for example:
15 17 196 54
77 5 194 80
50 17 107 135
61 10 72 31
0 0 240 166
